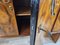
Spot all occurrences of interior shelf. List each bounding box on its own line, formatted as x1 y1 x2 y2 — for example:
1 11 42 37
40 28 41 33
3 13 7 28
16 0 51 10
13 0 30 36
16 8 31 16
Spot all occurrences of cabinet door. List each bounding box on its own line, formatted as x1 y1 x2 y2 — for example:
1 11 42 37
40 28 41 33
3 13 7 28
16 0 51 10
51 0 60 42
35 0 60 45
0 0 19 37
37 0 60 32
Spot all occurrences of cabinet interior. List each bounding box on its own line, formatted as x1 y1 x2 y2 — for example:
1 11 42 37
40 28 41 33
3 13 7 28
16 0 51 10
13 0 31 36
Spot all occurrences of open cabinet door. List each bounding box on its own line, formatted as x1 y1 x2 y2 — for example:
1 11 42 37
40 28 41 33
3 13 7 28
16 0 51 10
35 0 60 45
0 0 19 37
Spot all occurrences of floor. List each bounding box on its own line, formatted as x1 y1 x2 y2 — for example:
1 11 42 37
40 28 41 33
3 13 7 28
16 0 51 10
0 36 30 45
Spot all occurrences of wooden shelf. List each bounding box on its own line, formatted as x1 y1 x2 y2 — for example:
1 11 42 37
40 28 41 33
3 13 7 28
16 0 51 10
16 8 31 16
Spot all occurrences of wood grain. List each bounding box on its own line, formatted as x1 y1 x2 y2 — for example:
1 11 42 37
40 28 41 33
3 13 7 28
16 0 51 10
0 0 19 37
35 0 60 44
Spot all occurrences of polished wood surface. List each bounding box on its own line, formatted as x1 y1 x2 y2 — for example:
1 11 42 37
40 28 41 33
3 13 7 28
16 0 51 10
37 0 60 32
35 0 60 44
0 0 19 37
